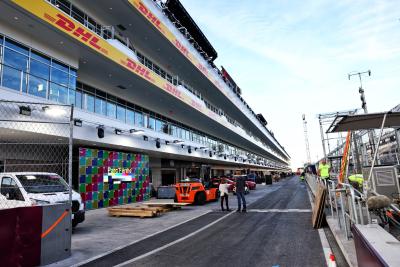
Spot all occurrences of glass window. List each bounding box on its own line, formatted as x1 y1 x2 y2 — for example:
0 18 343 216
147 116 155 130
5 38 28 55
31 50 50 64
82 92 94 112
135 112 144 127
107 101 116 118
69 74 76 89
71 6 85 24
52 59 69 72
2 65 23 91
95 97 107 116
49 83 68 104
51 67 69 87
30 59 50 80
68 88 75 105
28 75 47 98
126 109 135 125
116 105 125 122
4 48 28 71
155 119 162 132
75 90 82 109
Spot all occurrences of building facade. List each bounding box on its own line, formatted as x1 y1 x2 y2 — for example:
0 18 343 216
0 0 290 209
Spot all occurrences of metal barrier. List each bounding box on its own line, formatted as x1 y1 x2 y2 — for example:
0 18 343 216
306 174 370 239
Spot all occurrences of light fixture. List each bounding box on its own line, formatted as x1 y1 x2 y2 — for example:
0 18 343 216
130 129 144 135
234 157 237 161
209 151 212 157
181 144 185 148
156 139 161 148
143 135 148 141
199 147 207 150
165 141 170 145
224 155 227 160
194 147 198 151
19 106 31 116
114 129 122 135
42 106 66 117
74 119 82 127
188 146 192 154
97 126 104 139
173 140 184 144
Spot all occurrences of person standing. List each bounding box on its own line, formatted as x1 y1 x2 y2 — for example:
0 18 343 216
317 159 331 181
219 179 231 211
235 175 247 213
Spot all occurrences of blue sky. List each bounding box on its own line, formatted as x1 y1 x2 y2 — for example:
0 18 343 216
180 0 400 169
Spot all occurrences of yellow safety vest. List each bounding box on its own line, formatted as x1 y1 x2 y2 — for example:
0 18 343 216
348 174 363 187
319 164 330 179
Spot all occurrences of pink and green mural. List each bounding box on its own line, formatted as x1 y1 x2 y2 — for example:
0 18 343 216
78 148 150 209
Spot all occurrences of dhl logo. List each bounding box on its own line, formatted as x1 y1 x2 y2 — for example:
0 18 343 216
137 1 164 33
174 39 190 58
123 58 154 82
164 83 183 99
44 13 108 55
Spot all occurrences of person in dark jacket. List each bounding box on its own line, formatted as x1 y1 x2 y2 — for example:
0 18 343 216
235 175 247 212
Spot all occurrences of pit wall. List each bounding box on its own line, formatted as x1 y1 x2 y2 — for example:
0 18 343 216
78 148 150 210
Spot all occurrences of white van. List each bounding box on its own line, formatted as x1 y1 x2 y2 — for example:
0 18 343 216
0 172 85 227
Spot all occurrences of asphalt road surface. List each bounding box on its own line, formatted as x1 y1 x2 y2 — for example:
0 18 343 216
83 176 327 267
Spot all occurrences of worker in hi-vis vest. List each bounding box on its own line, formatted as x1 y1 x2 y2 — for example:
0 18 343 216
317 159 331 180
348 174 364 191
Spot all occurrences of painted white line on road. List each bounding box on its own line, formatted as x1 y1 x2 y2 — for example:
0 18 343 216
248 209 312 213
305 181 336 267
73 210 212 267
114 211 235 267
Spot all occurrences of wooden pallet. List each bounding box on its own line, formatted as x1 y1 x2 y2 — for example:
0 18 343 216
108 207 159 218
312 183 327 229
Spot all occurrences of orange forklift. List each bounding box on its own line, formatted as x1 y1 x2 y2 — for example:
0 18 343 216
174 178 219 205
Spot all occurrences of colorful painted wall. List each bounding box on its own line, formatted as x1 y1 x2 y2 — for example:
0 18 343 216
78 148 150 210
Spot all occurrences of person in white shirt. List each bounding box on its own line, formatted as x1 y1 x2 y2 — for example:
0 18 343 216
218 179 231 211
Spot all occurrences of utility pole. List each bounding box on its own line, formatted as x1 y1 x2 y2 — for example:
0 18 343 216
302 114 311 164
348 70 377 162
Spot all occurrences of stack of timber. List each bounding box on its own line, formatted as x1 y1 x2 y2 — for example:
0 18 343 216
108 202 188 218
312 183 327 228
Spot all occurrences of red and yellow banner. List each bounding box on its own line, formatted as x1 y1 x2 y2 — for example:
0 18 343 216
11 0 231 128
128 0 230 97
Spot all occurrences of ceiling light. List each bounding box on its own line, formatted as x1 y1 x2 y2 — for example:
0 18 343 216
173 140 184 144
114 129 122 135
165 141 170 145
143 135 148 141
74 119 82 127
97 126 104 139
188 146 192 154
156 139 161 149
19 106 31 116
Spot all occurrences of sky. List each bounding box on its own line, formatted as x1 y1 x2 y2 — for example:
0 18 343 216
180 0 400 169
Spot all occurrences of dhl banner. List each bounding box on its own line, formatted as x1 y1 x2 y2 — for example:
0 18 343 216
128 0 230 98
10 0 230 128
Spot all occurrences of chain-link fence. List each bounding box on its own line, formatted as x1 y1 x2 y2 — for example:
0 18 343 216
0 100 73 210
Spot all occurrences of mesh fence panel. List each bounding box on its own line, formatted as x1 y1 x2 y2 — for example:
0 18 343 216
0 100 73 210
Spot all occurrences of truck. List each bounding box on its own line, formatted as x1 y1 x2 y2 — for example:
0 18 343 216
0 172 85 227
174 178 219 205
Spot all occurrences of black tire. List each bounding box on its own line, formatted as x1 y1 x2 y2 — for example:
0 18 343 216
195 192 206 205
174 194 178 203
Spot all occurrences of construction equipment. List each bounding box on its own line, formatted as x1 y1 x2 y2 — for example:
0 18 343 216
174 178 219 205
